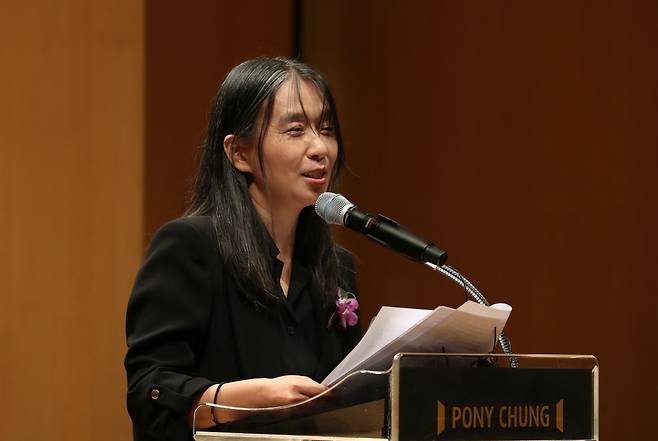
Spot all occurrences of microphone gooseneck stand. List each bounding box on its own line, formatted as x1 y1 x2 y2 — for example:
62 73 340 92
425 262 519 368
314 192 518 367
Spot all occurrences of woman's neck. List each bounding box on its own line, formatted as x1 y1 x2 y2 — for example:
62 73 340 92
250 197 300 281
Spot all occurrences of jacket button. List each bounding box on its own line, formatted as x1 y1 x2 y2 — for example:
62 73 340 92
287 325 296 335
150 389 160 400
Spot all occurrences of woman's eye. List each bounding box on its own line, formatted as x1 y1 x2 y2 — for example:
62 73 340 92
320 126 334 134
286 126 304 136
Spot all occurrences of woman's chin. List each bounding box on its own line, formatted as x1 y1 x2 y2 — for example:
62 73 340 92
296 192 325 212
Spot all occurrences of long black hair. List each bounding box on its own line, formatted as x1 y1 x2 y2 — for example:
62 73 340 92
187 57 347 308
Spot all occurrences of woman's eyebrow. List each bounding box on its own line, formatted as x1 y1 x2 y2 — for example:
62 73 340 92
279 111 308 124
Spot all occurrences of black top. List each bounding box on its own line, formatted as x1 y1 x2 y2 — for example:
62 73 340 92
124 216 361 441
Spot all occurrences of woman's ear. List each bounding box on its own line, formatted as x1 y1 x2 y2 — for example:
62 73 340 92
223 134 254 174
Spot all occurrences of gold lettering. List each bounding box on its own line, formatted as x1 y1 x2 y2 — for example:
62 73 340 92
462 407 472 429
473 406 485 428
484 406 494 428
518 406 528 428
508 405 518 427
448 406 500 430
499 406 507 428
541 405 550 427
529 405 540 427
452 406 462 429
450 403 562 431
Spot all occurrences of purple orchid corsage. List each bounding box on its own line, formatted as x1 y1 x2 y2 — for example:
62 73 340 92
328 288 359 330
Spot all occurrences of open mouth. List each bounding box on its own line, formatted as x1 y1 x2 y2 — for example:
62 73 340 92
302 169 326 179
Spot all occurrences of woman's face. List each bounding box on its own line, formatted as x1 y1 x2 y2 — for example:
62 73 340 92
245 78 339 217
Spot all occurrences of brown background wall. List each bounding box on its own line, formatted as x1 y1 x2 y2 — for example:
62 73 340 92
302 1 658 439
144 1 293 241
3 0 656 440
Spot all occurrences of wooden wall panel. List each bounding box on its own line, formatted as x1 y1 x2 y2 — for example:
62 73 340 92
1 1 295 439
145 0 294 241
0 1 143 440
303 1 658 439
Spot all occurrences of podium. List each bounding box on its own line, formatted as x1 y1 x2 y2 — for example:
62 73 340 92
194 353 598 441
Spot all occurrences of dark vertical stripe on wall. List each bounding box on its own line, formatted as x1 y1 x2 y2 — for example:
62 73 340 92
300 2 658 440
292 0 303 59
145 1 293 244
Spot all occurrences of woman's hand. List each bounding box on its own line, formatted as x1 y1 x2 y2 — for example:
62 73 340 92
256 375 328 406
190 376 328 428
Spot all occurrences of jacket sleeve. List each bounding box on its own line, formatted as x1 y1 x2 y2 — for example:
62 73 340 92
125 219 217 440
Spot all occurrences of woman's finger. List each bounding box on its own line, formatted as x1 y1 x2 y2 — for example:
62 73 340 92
293 378 328 397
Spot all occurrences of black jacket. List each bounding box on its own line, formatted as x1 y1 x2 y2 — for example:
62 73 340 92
125 216 360 441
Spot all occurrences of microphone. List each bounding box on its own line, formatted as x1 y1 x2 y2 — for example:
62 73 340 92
315 192 448 266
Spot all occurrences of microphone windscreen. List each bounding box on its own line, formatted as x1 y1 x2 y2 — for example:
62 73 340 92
315 192 353 225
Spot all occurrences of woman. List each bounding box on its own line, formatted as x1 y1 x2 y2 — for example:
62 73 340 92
125 57 361 441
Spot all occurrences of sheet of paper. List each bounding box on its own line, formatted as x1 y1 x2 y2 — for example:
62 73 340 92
322 301 511 386
323 306 431 386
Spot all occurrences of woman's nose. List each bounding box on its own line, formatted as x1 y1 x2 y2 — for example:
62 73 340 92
307 131 330 161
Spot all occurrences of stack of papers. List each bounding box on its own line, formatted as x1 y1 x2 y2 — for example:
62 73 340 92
322 301 512 386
